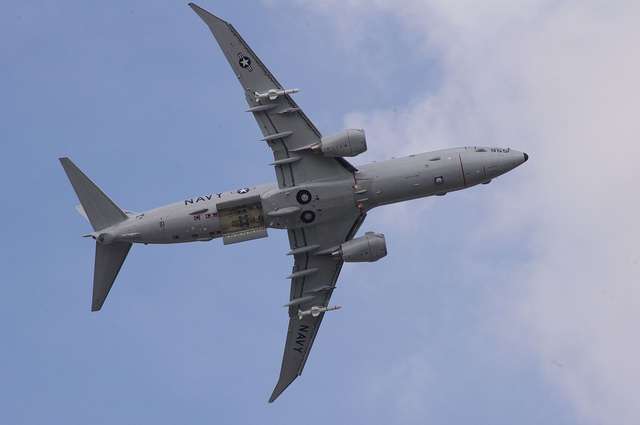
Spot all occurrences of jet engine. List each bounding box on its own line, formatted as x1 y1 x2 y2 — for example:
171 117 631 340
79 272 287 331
337 232 387 262
320 129 367 157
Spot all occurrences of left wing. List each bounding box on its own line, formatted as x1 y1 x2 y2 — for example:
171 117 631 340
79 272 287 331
269 212 366 402
189 3 356 189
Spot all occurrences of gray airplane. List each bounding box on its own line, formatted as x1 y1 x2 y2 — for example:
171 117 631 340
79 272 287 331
60 3 528 402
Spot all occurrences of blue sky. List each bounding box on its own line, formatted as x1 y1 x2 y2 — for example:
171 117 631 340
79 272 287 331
3 1 638 424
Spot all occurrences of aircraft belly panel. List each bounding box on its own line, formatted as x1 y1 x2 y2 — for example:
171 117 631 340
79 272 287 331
217 199 266 235
261 180 356 230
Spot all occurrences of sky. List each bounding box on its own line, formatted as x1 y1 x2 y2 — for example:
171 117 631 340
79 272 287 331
1 0 639 424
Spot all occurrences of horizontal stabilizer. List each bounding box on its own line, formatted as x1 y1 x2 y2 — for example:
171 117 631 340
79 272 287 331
75 204 89 221
93 241 131 311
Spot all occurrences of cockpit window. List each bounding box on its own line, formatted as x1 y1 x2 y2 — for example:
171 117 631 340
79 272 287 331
475 147 487 152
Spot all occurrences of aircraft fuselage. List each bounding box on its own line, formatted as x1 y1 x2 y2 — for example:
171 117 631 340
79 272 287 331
99 146 527 246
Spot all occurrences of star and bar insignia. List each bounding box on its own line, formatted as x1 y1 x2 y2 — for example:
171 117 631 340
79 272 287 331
237 54 253 71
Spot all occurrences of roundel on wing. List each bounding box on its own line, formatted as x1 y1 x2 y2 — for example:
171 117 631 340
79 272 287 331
238 56 251 68
300 210 316 224
237 187 250 194
296 189 312 204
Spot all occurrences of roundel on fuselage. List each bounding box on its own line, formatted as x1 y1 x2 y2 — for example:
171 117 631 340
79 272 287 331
296 189 312 204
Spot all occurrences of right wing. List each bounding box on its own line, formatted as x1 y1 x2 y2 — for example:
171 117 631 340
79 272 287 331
269 212 366 402
189 3 356 188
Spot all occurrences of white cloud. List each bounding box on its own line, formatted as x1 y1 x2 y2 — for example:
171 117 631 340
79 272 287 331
268 0 640 423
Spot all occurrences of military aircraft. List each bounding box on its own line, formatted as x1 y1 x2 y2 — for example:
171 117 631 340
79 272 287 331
60 3 528 402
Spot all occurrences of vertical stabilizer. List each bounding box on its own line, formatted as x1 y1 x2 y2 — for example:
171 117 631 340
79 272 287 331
93 242 132 311
59 157 127 231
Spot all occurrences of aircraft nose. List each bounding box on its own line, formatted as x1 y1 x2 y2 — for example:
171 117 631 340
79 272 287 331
510 150 529 169
508 149 528 168
483 149 528 179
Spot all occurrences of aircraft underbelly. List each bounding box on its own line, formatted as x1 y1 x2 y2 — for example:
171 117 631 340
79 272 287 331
357 153 466 208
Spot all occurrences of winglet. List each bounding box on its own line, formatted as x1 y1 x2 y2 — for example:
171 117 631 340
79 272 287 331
188 3 228 26
269 378 295 403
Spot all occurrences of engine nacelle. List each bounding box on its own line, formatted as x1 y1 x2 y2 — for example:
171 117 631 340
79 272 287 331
320 129 367 157
339 232 387 262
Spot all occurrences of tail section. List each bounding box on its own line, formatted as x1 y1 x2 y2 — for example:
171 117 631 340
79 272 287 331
59 157 127 231
93 242 132 311
60 157 132 311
